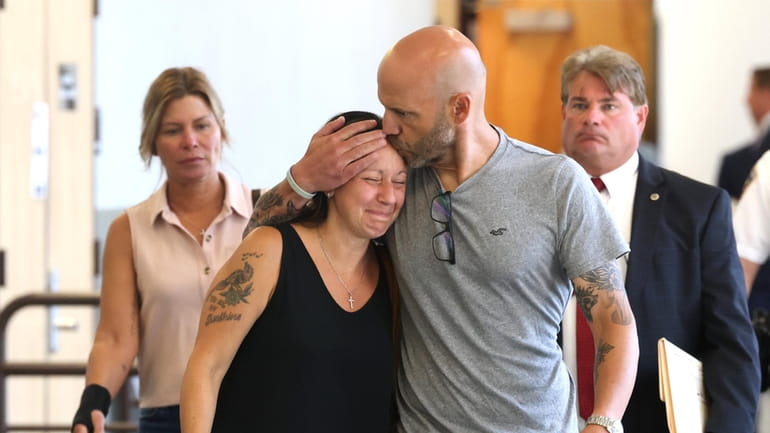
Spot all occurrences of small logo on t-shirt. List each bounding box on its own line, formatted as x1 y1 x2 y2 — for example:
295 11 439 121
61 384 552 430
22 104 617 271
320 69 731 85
490 227 507 236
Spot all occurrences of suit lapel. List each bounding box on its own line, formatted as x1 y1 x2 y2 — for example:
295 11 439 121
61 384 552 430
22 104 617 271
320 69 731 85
626 155 665 294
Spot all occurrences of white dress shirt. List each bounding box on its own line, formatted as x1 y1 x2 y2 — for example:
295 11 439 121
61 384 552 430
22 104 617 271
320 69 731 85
734 149 770 264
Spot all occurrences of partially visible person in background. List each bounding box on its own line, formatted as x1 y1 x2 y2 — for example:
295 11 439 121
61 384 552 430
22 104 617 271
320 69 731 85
72 67 255 433
719 68 770 432
734 148 770 433
561 45 760 433
718 67 770 302
719 67 770 202
181 112 404 433
735 149 770 291
734 149 770 408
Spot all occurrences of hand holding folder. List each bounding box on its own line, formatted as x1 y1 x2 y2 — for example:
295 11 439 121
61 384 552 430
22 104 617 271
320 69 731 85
657 338 707 433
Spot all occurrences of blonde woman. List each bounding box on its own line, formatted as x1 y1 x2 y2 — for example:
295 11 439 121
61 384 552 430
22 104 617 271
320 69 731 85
72 67 253 433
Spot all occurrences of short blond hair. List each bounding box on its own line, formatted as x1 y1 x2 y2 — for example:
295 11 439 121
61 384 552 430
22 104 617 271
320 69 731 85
139 67 228 166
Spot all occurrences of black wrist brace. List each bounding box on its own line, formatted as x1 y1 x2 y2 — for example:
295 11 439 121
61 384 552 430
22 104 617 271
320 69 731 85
72 384 111 433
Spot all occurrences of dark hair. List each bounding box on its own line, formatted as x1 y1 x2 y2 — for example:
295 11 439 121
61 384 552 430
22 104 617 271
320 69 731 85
328 111 383 128
754 67 770 89
293 111 383 226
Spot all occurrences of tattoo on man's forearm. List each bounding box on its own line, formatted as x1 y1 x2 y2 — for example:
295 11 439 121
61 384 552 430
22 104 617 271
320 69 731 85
257 189 283 211
610 302 633 326
575 286 598 322
261 204 299 226
595 339 615 374
243 217 259 239
577 262 633 326
242 188 301 239
580 264 623 292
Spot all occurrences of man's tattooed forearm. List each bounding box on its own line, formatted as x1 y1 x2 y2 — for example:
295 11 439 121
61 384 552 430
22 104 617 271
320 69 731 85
242 189 302 239
256 188 282 210
595 339 615 374
242 217 259 239
576 262 633 326
610 300 633 326
575 286 598 322
580 264 623 293
262 205 299 226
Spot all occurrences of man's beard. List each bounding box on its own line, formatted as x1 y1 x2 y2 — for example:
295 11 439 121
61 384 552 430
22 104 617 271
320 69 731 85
389 118 456 169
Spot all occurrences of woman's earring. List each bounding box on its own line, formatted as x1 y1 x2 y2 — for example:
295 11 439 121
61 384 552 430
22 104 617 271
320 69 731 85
326 191 335 199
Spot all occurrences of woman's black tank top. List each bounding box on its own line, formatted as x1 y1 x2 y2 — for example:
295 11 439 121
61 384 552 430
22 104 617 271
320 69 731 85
211 223 394 433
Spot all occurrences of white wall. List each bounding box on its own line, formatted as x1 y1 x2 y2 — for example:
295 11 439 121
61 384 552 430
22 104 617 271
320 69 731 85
95 1 770 206
94 0 434 210
655 0 770 184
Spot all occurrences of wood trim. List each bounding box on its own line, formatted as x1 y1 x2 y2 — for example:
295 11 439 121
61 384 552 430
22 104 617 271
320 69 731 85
476 0 654 153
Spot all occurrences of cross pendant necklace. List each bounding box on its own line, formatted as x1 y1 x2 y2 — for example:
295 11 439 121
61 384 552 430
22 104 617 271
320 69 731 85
317 228 363 311
174 210 207 243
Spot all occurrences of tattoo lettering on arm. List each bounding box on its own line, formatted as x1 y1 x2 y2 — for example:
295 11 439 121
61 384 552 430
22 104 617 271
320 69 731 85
204 252 263 326
242 188 302 238
205 311 243 326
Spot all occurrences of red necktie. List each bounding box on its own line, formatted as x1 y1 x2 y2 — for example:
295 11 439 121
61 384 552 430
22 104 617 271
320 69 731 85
577 176 605 418
576 301 595 419
591 177 607 192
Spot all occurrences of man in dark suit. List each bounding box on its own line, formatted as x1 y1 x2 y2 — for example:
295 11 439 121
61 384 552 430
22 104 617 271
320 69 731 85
560 45 760 433
718 67 770 312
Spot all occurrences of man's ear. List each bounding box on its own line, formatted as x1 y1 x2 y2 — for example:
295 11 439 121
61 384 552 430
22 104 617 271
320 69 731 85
449 93 471 125
635 104 649 132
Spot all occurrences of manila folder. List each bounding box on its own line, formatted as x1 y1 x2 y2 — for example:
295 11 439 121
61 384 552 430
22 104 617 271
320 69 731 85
657 337 707 433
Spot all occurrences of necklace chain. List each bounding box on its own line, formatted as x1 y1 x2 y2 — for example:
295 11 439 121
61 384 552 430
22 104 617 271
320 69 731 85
317 228 364 310
175 212 208 240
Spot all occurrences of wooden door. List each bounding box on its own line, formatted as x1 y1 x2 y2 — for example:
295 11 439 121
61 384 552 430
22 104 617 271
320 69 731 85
0 0 94 427
476 0 654 153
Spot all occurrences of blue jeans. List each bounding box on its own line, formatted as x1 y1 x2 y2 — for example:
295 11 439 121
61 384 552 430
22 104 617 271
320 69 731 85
139 405 180 433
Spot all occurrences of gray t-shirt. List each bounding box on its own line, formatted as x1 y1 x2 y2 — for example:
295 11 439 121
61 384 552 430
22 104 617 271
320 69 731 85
388 126 629 432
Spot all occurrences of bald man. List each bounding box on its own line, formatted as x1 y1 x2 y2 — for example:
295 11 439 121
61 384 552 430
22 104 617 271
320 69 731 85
245 26 639 433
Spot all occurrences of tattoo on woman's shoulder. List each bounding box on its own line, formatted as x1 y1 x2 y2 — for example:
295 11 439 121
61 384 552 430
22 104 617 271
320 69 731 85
203 251 263 326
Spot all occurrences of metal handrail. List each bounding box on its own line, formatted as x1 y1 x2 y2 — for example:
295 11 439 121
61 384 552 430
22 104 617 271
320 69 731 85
0 292 137 432
8 422 136 432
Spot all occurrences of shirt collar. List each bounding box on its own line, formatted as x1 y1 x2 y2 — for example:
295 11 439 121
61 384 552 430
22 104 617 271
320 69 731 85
224 173 253 219
595 151 639 198
147 172 252 225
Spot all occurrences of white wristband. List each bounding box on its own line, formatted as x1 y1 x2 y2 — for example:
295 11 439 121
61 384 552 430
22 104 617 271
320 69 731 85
286 166 316 200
